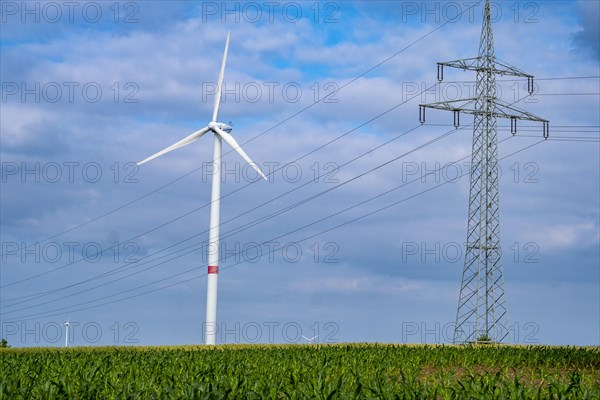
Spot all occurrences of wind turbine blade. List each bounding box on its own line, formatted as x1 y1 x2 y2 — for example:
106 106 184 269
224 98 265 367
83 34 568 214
212 32 230 122
137 127 210 166
213 126 267 180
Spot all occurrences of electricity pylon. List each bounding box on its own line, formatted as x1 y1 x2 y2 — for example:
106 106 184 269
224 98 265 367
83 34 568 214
418 0 548 344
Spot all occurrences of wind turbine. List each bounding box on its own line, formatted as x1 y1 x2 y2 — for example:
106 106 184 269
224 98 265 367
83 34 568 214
302 335 318 344
137 32 267 345
63 317 70 347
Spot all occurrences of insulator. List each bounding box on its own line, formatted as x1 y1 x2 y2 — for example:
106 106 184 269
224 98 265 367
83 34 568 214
419 105 426 124
510 117 517 135
543 121 549 139
453 110 460 128
527 77 534 95
437 64 444 82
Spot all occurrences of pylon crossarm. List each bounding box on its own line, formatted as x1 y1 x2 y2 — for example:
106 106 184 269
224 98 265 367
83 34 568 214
419 98 478 112
419 98 548 126
452 100 547 124
457 107 547 123
418 99 478 127
493 57 533 78
439 57 480 71
492 99 548 123
437 57 532 78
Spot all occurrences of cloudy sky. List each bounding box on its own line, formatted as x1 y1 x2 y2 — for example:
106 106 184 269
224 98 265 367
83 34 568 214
1 0 598 347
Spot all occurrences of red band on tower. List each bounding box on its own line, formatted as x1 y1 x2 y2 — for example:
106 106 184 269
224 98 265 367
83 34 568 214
208 265 218 274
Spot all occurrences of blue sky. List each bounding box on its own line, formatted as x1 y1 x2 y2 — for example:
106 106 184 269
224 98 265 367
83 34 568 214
1 0 598 347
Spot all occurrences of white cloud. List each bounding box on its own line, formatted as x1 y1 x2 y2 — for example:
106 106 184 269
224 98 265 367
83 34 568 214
529 221 599 250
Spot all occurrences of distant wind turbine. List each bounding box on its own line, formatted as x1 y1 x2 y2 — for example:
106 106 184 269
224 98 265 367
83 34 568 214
302 335 318 344
137 32 267 345
64 317 70 347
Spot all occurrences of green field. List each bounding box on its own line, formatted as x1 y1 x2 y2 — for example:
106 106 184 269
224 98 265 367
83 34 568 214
1 344 598 399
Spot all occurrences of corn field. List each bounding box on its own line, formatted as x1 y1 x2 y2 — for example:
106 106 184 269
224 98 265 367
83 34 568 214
1 344 598 399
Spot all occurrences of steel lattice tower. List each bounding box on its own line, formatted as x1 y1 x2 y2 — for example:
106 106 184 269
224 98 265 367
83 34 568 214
418 0 549 343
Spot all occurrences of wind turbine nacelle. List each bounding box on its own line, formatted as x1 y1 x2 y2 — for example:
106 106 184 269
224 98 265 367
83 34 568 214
209 121 232 133
219 123 233 133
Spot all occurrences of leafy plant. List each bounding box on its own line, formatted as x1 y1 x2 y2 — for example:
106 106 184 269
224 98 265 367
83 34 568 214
1 344 598 399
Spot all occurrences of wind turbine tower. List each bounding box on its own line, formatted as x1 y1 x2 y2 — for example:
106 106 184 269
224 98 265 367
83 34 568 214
418 0 548 343
64 318 70 347
302 335 318 344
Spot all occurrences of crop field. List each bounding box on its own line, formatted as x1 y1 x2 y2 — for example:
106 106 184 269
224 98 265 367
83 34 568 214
1 344 598 399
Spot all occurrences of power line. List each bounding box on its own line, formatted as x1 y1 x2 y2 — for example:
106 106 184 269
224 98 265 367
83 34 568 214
2 95 546 314
5 137 545 322
535 93 599 96
1 91 555 310
504 133 600 142
449 75 599 83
